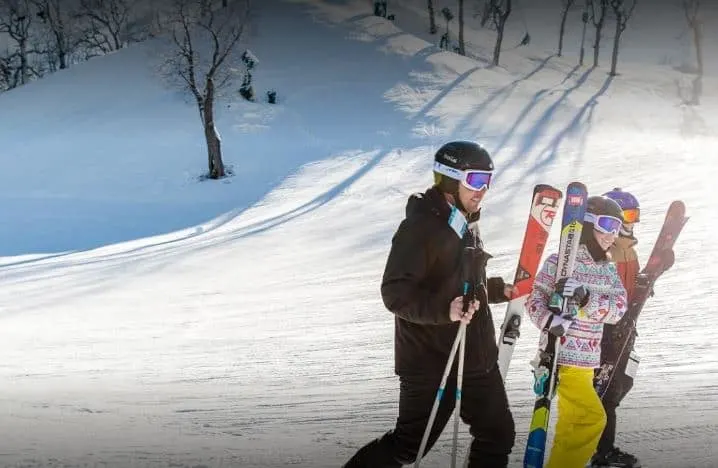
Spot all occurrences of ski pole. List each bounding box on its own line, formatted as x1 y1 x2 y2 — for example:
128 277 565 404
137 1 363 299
451 323 467 468
415 246 475 468
454 247 476 468
414 325 464 468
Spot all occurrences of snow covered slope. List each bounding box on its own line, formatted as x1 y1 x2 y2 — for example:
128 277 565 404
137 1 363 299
0 0 716 466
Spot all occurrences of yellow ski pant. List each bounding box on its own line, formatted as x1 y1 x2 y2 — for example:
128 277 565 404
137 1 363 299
546 365 607 468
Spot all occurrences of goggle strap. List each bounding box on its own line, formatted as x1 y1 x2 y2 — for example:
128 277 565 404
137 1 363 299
433 161 464 181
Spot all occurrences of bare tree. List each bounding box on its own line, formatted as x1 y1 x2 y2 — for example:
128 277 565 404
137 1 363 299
489 0 512 66
608 0 637 75
589 0 608 67
682 0 703 75
427 0 437 33
0 0 42 86
31 0 79 71
579 0 589 65
477 0 491 27
458 0 465 55
557 0 576 56
439 6 453 50
75 0 146 55
165 0 250 180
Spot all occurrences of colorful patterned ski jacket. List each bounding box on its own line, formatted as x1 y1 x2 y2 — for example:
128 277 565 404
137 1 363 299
527 244 628 368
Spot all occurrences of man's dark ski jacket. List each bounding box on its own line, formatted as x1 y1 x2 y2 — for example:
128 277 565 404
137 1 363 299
381 186 508 376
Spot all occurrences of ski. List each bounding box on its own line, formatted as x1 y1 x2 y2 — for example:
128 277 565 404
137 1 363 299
523 181 588 468
595 200 689 398
497 184 563 381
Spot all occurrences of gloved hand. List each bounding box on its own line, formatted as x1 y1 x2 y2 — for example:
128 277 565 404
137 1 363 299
635 273 655 297
545 313 573 337
554 277 590 308
544 291 575 337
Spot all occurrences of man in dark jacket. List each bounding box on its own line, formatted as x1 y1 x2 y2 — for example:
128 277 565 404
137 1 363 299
343 141 516 468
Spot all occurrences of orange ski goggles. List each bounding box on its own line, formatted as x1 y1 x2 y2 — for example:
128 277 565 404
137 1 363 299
622 208 640 223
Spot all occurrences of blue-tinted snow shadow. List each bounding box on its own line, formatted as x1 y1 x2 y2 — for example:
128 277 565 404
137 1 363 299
0 1 477 269
0 1 466 260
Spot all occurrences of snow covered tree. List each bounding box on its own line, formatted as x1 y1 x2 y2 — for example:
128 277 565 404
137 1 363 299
682 0 703 75
239 49 257 101
557 0 576 57
590 0 608 68
165 0 250 180
608 0 637 75
373 1 387 18
489 0 512 66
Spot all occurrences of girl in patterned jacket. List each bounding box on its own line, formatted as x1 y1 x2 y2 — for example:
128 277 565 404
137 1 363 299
527 195 628 468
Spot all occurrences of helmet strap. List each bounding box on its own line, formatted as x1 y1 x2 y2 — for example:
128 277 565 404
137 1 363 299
452 188 469 215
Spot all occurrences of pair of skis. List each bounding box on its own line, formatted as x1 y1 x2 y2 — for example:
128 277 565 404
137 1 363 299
494 182 586 468
496 182 687 468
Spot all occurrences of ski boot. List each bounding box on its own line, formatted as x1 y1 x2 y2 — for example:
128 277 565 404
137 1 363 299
590 446 641 468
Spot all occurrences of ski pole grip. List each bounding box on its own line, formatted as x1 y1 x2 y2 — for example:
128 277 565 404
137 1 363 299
461 247 476 313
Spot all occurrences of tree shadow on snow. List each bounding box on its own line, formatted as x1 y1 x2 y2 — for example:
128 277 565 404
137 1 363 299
503 66 596 170
451 54 555 141
0 1 478 286
524 73 614 177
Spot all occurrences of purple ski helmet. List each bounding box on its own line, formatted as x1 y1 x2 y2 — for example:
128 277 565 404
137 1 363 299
602 187 640 222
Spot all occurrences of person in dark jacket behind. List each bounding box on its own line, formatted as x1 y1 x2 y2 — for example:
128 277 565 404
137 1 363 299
343 141 516 468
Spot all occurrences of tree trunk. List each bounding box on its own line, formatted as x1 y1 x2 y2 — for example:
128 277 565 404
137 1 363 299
203 78 225 179
592 0 606 68
19 38 29 85
428 0 437 33
558 2 573 57
609 15 622 75
458 0 465 55
691 75 702 104
492 0 511 66
693 20 703 75
493 23 504 65
593 21 602 67
579 5 588 65
57 26 68 69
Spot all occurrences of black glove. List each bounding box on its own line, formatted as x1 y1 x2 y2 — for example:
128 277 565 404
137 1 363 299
635 273 656 297
554 277 590 308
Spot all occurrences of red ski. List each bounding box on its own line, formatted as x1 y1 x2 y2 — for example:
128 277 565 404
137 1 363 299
497 184 563 380
595 200 689 397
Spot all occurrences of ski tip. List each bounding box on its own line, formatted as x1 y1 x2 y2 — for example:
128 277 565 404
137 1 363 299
567 181 587 189
669 200 686 210
666 200 688 222
533 184 562 196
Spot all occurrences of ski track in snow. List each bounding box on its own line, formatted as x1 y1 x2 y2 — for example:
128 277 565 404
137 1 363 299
1 0 718 467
